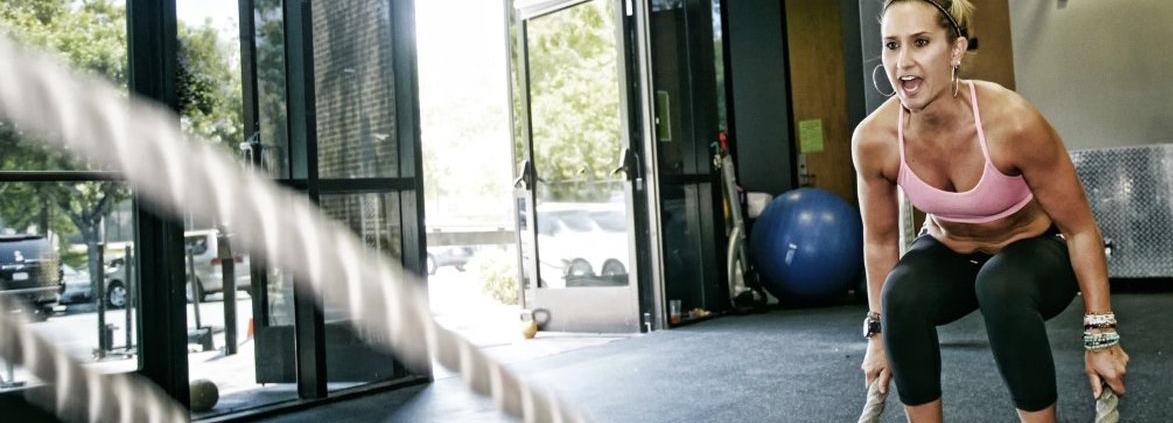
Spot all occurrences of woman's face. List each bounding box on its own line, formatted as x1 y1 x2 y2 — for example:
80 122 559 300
880 1 961 111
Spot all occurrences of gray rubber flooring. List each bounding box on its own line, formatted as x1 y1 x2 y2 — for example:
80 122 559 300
261 290 1173 423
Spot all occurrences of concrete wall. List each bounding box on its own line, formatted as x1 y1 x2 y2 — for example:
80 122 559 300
1009 0 1173 149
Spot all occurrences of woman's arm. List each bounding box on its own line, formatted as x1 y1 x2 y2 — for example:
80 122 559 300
851 125 901 316
852 119 902 394
1004 97 1128 398
1007 103 1110 314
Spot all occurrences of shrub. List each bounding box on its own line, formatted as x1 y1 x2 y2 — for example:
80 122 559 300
470 247 519 305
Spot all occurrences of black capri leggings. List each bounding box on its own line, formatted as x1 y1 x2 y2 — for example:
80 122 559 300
881 231 1078 411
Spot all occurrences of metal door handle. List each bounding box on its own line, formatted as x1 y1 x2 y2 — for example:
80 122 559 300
514 160 535 190
611 147 640 180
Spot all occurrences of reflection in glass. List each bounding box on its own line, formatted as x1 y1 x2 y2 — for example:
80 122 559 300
311 0 400 179
0 182 139 391
0 1 127 171
712 0 727 133
320 192 403 390
534 204 630 288
175 1 300 417
255 0 291 178
525 0 630 288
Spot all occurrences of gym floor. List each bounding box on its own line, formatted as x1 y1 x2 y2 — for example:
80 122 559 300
260 286 1173 423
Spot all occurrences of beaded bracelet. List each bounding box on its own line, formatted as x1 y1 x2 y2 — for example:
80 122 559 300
1084 321 1117 330
1084 312 1117 328
1083 331 1121 351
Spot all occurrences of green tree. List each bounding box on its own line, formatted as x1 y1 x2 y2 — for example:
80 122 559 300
178 20 244 148
252 0 289 177
513 0 622 202
1 0 243 297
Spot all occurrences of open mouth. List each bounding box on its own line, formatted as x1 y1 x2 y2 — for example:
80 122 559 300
899 75 923 95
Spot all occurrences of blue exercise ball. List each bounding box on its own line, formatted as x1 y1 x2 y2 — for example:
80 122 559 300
750 188 863 303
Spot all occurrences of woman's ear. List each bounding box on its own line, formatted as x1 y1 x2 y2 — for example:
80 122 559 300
952 36 969 63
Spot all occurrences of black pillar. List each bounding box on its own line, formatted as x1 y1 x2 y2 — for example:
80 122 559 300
724 0 795 196
283 0 327 400
841 0 867 130
127 0 189 409
859 0 887 114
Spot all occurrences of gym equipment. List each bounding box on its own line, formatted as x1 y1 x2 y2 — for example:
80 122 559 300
749 188 863 303
189 378 220 412
715 134 769 314
857 379 887 423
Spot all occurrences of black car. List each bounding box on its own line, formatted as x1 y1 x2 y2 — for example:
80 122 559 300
0 234 61 321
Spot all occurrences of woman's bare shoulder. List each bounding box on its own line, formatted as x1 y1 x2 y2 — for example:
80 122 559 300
852 97 901 175
853 96 901 150
972 80 1061 171
972 80 1040 125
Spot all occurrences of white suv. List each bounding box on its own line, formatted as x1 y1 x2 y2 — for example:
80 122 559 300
184 229 251 302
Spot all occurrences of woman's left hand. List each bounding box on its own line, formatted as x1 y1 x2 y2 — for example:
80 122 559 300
1086 344 1129 399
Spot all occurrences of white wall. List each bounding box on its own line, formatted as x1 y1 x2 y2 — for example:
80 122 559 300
1009 0 1173 150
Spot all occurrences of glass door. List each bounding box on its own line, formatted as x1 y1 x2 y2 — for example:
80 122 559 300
511 0 645 333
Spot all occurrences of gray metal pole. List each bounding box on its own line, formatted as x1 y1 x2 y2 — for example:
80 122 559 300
96 242 107 359
187 248 201 330
219 230 237 355
124 246 134 350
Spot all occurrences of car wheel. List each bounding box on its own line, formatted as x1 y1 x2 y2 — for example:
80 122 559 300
426 254 438 275
186 279 209 303
566 259 593 278
601 260 626 277
28 305 51 322
106 281 127 309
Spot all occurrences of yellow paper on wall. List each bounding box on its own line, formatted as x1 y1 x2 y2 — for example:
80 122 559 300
799 119 824 153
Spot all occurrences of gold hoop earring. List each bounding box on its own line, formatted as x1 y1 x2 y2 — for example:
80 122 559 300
951 64 960 98
872 64 894 97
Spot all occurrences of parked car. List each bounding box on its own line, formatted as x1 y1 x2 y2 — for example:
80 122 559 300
57 261 131 309
184 229 252 302
0 234 61 321
426 246 474 275
534 203 630 288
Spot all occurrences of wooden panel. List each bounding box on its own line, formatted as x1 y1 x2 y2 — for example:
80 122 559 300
785 0 856 205
960 0 1015 89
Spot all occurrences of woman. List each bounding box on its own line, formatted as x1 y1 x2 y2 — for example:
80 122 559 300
851 0 1129 421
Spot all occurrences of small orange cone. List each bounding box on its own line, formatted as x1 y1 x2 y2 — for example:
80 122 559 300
246 317 254 340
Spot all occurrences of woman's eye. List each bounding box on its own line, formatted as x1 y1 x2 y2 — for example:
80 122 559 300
915 39 929 47
884 42 898 50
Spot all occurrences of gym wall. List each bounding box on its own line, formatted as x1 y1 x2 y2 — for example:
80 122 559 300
785 0 856 205
1008 0 1173 150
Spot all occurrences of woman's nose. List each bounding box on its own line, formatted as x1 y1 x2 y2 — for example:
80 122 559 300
896 49 912 69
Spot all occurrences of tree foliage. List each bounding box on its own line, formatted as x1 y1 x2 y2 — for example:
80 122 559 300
177 21 243 147
252 0 289 177
517 0 623 203
0 0 242 285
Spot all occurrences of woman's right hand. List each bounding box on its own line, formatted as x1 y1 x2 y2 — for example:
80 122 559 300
862 337 891 394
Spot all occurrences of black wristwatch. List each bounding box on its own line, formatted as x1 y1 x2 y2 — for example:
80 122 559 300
863 313 881 338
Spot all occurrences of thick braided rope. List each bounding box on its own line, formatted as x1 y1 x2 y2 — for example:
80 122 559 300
857 379 887 423
1096 387 1119 423
0 34 584 423
0 295 188 423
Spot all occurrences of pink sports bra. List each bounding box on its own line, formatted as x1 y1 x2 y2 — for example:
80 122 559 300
896 81 1034 224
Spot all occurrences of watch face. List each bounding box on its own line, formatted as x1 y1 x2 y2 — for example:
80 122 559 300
863 318 880 338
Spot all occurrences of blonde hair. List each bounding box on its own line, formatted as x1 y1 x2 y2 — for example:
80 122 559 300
881 0 975 42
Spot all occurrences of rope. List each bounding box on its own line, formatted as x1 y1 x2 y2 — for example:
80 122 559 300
0 33 584 423
857 379 887 423
0 296 187 423
1095 386 1119 423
